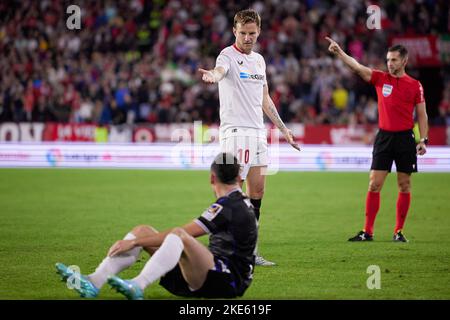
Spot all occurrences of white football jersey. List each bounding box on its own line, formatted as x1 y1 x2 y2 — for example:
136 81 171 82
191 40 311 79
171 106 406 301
216 44 267 136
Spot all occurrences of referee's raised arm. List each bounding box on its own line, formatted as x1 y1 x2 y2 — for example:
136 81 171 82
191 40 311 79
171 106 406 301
325 36 372 83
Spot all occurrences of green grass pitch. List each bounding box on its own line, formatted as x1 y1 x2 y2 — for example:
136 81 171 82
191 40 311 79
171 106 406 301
0 169 449 299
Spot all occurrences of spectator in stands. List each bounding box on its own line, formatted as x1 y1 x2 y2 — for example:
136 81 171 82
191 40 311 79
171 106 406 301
437 83 450 125
0 0 448 126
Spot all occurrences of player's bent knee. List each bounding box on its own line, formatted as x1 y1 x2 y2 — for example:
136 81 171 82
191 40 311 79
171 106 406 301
132 225 158 236
170 227 188 238
169 227 195 248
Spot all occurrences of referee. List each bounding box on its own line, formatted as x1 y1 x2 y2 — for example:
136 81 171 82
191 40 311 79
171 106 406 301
326 37 429 242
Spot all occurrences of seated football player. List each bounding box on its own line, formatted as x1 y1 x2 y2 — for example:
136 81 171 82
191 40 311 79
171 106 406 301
56 152 258 299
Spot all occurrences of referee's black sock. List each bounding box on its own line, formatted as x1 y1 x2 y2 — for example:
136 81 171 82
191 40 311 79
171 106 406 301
250 198 262 221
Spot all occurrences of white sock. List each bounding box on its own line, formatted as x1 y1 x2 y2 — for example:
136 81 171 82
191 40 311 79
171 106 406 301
132 233 184 290
88 233 142 289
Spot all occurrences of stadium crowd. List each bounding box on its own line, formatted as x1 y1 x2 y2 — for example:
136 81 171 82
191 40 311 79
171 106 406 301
1 0 449 126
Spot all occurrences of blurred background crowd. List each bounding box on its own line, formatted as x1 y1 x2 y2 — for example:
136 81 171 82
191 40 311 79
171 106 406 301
1 0 450 127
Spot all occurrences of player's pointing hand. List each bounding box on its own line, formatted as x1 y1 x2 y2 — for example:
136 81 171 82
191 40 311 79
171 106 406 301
198 68 216 83
325 36 341 55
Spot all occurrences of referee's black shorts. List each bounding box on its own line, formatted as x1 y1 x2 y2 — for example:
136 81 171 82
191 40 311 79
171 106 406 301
371 129 418 173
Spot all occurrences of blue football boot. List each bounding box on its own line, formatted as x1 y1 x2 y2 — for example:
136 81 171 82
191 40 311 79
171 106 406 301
55 262 99 298
107 275 144 300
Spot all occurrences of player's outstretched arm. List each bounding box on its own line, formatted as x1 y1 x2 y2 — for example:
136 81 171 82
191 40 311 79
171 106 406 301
198 67 226 84
262 85 300 151
325 36 372 82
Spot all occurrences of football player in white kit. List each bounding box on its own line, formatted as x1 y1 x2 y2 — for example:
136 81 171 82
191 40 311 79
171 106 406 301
199 9 300 266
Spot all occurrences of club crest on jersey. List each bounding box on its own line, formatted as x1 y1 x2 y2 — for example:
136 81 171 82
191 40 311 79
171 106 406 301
382 84 393 97
202 203 223 221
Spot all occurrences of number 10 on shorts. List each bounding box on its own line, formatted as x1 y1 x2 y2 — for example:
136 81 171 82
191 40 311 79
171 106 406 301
238 148 250 164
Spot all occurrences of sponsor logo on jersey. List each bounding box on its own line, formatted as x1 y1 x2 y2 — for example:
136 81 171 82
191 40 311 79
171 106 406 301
382 84 393 97
202 203 223 221
237 60 243 65
239 72 264 80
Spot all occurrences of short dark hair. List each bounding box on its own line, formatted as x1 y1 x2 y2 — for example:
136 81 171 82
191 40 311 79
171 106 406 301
234 9 261 28
388 44 408 59
211 153 240 185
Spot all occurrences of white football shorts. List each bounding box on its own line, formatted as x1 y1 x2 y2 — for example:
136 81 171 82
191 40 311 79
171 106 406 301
219 127 268 180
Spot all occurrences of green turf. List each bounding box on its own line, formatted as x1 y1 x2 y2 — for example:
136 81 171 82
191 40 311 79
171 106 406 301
0 169 449 299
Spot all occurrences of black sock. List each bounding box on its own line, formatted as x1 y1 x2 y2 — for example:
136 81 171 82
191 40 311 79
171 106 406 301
250 198 262 221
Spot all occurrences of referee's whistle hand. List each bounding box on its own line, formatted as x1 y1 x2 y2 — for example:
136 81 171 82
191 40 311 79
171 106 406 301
416 143 427 156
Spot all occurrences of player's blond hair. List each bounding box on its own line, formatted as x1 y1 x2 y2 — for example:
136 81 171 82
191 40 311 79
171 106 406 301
233 9 261 29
